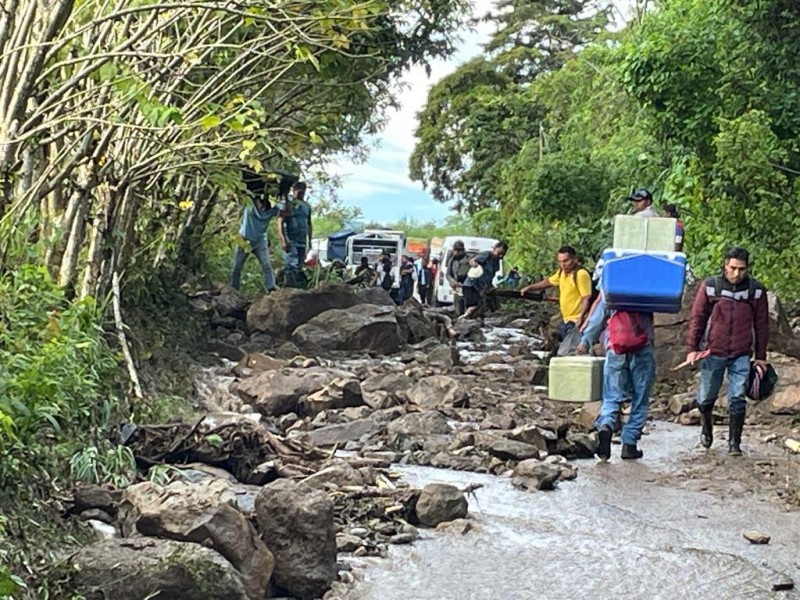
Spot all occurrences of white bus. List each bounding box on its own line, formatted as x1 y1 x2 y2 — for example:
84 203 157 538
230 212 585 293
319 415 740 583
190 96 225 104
432 236 504 306
345 230 405 287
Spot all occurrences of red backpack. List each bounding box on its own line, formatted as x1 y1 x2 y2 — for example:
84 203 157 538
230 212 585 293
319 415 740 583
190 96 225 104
607 311 649 354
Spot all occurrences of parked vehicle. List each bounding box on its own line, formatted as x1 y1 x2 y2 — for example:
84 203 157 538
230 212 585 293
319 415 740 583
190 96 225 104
345 230 404 286
432 236 504 306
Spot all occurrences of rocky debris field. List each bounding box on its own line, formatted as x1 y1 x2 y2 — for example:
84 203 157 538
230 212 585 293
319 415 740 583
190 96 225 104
60 282 800 599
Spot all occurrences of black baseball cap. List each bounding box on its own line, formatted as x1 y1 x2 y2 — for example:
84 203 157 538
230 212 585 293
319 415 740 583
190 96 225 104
627 188 653 202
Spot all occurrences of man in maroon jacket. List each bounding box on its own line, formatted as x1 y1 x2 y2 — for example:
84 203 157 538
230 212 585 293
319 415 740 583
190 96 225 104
686 247 769 455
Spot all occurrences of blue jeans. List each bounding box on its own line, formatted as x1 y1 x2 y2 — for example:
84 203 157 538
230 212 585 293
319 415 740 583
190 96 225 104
696 354 749 416
557 320 576 342
231 240 276 291
283 243 306 274
596 345 656 446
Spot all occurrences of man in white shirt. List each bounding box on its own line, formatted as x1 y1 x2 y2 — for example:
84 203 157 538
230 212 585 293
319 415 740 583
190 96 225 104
628 188 657 217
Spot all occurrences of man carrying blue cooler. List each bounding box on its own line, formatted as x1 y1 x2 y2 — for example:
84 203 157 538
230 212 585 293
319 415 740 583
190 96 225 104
577 296 656 461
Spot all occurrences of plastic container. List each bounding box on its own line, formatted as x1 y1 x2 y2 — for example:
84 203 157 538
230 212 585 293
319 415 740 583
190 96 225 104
548 356 605 403
613 216 678 252
601 249 686 313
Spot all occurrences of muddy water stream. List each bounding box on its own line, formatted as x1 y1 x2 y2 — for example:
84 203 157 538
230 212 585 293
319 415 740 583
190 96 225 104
343 423 800 600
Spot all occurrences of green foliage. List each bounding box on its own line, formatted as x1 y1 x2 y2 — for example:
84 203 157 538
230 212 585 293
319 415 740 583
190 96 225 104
69 445 137 488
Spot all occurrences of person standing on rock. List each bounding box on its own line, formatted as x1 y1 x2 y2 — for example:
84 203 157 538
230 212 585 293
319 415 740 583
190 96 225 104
277 181 312 288
231 178 284 293
685 246 768 456
446 240 470 316
460 240 508 320
577 295 656 460
520 245 593 343
398 255 415 304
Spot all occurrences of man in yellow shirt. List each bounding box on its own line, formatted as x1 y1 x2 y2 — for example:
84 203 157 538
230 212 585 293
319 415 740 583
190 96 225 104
520 245 593 341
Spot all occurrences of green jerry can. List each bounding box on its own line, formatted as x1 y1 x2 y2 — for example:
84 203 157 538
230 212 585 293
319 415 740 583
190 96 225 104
612 215 677 252
548 356 605 403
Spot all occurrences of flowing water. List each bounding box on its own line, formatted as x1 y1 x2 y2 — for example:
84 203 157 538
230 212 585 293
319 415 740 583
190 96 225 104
342 423 800 600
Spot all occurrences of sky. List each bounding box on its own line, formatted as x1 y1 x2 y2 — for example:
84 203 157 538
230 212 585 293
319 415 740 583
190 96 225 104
327 1 635 225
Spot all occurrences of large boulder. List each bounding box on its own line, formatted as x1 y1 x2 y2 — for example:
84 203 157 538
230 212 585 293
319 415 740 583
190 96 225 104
67 538 248 600
387 411 451 437
255 479 336 600
234 367 354 417
188 284 249 320
298 378 363 417
414 483 468 527
396 303 438 343
293 304 404 354
654 283 800 381
407 375 467 409
246 283 362 338
768 359 800 415
118 480 272 600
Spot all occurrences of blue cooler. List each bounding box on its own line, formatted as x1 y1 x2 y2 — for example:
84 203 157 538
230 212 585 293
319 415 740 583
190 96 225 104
601 249 686 313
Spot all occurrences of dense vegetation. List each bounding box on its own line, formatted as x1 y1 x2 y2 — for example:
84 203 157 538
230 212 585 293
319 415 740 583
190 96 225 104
411 0 800 295
0 0 469 594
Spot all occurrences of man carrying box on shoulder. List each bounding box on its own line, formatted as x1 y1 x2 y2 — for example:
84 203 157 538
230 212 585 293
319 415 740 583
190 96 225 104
577 295 656 461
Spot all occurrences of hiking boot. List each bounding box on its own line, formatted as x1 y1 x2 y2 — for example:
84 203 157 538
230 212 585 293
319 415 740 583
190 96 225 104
728 412 745 456
596 425 612 461
699 408 714 449
621 444 643 460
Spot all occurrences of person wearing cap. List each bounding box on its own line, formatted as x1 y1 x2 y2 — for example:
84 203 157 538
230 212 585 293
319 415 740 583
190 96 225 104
446 240 471 316
663 203 685 252
460 241 509 319
628 188 658 217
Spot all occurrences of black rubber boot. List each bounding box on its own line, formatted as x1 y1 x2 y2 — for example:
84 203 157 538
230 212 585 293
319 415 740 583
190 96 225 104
728 412 745 456
699 407 714 449
596 425 612 461
621 444 643 460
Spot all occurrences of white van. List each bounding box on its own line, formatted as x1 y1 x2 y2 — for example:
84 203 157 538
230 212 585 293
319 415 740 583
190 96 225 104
345 231 405 287
432 236 504 306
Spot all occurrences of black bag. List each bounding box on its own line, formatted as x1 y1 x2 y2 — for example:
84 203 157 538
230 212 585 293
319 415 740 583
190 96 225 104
747 362 778 401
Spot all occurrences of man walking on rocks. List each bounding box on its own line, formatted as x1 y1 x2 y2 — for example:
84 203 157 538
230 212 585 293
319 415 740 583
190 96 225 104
685 246 768 456
577 295 655 460
446 240 470 316
277 181 312 287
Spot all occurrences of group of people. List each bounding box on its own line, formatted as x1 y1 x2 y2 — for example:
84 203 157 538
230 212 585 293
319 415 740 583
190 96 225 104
231 178 312 292
523 189 768 461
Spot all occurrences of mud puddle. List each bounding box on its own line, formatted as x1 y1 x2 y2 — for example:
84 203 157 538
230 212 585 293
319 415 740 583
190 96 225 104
341 423 800 599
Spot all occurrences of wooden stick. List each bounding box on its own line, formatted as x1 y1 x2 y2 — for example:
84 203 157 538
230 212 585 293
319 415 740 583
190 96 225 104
112 271 144 401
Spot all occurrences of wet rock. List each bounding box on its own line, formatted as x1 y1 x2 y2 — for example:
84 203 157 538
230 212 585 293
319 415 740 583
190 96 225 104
247 283 365 338
513 360 546 385
360 372 408 409
299 378 364 417
336 533 363 553
512 460 561 491
422 435 453 454
302 460 365 490
67 538 248 600
300 418 381 447
483 437 541 461
79 508 114 524
577 401 601 431
256 479 336 600
477 353 507 366
119 480 272 600
387 411 451 436
342 406 372 420
396 303 438 343
275 341 302 359
479 414 517 430
767 365 800 414
238 353 285 374
202 340 246 362
234 367 353 417
177 462 240 484
507 425 550 453
668 395 693 416
679 408 702 426
435 518 474 535
293 304 404 355
454 319 484 342
407 375 467 409
71 485 117 516
743 530 771 544
565 433 598 458
772 576 795 591
414 483 469 527
427 344 458 368
390 533 417 545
